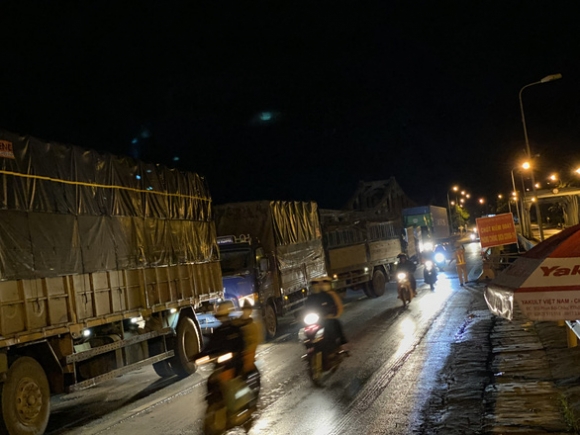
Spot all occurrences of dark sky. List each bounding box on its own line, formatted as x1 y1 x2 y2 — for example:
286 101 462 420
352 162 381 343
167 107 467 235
1 1 579 210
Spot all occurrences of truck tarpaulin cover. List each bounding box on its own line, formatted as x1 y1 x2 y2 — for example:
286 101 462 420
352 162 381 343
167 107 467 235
213 200 325 274
0 130 218 281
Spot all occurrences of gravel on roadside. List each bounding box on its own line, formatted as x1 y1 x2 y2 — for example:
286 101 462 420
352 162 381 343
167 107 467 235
415 282 580 435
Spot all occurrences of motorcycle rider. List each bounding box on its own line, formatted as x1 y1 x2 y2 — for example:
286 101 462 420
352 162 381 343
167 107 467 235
232 301 263 376
396 253 417 298
202 301 246 384
423 260 437 290
201 301 260 434
303 276 348 355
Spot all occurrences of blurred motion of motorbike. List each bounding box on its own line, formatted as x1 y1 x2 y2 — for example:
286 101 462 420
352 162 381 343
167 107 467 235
423 260 438 290
197 350 261 435
397 271 413 306
299 311 349 386
432 243 452 270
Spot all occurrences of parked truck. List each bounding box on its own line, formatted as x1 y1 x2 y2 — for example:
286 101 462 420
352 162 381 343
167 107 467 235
0 130 222 435
403 205 450 252
319 209 403 298
212 201 327 339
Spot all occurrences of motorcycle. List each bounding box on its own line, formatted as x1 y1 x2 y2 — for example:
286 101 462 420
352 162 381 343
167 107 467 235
298 312 348 386
397 271 413 306
432 243 451 270
423 260 438 290
196 351 261 435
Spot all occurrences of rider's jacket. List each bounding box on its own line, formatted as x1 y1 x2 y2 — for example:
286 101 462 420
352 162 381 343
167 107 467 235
396 260 416 276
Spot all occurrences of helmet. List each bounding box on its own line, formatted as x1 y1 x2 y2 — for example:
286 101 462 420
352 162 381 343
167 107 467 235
310 276 332 285
397 253 408 261
214 300 235 320
309 276 332 293
240 300 253 319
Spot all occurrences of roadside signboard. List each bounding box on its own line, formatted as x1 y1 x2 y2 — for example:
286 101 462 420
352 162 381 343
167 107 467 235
476 213 517 249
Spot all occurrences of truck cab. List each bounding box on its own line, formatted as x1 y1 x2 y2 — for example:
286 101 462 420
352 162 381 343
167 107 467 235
218 235 267 308
197 235 269 335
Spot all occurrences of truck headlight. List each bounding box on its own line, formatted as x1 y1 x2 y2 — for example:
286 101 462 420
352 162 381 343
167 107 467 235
239 293 258 307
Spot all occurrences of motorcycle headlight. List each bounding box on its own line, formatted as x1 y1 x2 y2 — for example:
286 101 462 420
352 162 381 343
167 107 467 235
304 312 319 325
425 260 433 270
422 242 434 252
434 253 445 263
196 355 211 365
217 352 233 363
397 272 407 280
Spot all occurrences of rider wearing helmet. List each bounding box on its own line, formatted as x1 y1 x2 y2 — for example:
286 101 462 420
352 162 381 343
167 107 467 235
200 300 246 386
396 253 417 298
304 276 348 353
232 301 263 376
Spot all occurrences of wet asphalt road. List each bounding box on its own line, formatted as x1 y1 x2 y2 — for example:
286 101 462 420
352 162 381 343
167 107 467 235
45 241 484 435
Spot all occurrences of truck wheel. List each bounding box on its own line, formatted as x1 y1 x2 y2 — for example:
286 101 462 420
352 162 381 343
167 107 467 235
153 360 174 378
363 284 375 299
0 356 50 435
170 315 201 378
263 302 278 339
149 340 175 378
371 269 387 297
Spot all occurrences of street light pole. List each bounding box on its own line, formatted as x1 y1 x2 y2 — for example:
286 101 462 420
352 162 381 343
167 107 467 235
446 192 453 235
447 185 459 235
518 73 562 241
511 169 523 234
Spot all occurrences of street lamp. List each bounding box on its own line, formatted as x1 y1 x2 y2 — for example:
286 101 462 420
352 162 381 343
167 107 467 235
519 73 562 241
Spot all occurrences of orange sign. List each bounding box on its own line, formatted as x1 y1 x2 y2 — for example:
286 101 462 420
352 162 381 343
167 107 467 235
476 213 517 248
0 140 14 159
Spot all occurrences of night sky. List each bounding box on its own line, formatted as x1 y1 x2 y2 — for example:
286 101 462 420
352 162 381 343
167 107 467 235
1 1 579 211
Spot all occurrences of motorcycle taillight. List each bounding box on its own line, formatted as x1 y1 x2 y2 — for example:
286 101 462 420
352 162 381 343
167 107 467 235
304 324 321 337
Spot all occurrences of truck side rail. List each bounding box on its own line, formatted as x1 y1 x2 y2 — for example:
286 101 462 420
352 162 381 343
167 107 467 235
0 262 222 347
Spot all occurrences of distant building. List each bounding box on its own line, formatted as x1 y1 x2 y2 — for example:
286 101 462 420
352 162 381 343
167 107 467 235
319 177 416 229
343 177 415 219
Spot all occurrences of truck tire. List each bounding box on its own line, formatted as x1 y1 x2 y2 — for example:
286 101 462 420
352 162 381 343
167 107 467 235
0 356 50 435
370 269 387 297
170 315 201 378
363 284 375 299
263 302 278 339
153 360 174 378
149 340 175 378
